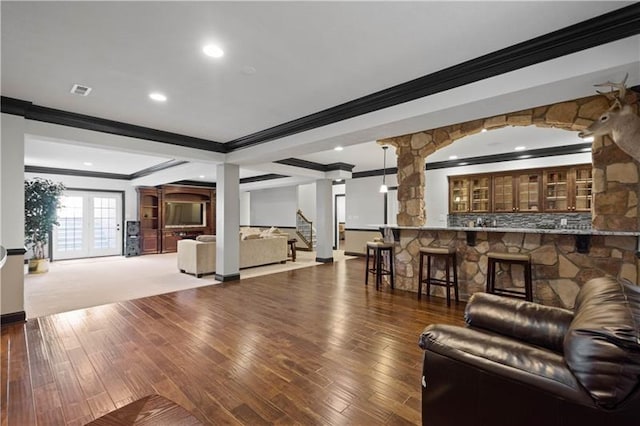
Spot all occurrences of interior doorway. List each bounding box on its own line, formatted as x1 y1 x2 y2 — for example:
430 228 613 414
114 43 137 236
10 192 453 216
52 190 124 260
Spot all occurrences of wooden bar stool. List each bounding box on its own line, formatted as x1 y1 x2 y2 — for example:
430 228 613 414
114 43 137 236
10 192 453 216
486 252 533 301
418 246 459 306
365 241 395 291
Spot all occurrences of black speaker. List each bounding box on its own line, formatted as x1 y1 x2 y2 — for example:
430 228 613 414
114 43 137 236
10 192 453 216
125 237 141 257
125 221 141 257
126 220 140 236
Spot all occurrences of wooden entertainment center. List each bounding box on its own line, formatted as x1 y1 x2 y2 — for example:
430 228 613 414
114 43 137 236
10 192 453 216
137 185 216 254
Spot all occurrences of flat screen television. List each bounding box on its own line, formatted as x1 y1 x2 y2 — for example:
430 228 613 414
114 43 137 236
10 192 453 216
164 202 206 227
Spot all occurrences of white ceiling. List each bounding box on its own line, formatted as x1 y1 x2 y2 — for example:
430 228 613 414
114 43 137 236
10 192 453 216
4 1 639 189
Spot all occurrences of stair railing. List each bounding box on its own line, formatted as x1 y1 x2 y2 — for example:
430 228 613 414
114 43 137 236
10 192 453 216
296 209 313 249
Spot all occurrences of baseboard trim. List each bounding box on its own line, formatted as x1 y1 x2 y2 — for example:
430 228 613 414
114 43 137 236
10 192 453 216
315 257 334 263
7 248 27 256
1 311 26 326
215 273 240 282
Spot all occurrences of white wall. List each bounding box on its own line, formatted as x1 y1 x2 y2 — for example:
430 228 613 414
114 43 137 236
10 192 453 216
345 174 397 229
240 191 250 226
424 153 592 226
24 172 137 221
250 186 297 227
297 182 316 222
1 113 26 316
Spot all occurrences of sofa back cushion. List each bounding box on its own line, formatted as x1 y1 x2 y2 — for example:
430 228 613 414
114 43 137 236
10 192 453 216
564 277 640 408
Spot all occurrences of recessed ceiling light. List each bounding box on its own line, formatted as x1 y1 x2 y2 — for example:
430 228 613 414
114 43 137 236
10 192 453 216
149 92 167 102
514 146 526 151
448 155 458 160
335 178 343 182
199 175 205 179
481 128 488 133
203 44 224 58
582 136 595 142
334 146 344 151
83 162 93 166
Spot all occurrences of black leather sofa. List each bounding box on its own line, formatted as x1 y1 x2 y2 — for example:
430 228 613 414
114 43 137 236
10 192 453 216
418 277 640 426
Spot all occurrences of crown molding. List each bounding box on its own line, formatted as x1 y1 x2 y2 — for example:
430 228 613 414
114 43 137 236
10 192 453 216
129 160 189 179
172 173 290 188
275 158 355 172
1 96 226 152
424 143 592 170
2 5 638 158
25 158 188 181
225 4 640 150
25 165 130 180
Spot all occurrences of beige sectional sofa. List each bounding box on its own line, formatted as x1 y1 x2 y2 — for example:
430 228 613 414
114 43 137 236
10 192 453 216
177 228 288 277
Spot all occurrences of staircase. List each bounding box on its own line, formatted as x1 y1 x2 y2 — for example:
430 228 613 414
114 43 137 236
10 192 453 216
296 209 317 251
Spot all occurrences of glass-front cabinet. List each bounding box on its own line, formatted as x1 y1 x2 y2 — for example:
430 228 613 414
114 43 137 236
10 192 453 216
492 175 513 212
449 176 491 213
470 177 490 212
517 173 541 212
493 172 541 212
543 169 569 212
574 166 593 211
449 164 591 214
450 177 469 213
543 166 592 212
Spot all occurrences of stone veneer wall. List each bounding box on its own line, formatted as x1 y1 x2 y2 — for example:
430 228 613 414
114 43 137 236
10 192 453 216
396 229 637 309
379 91 640 232
381 90 640 304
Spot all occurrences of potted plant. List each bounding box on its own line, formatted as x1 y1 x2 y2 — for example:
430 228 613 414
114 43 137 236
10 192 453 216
24 178 65 273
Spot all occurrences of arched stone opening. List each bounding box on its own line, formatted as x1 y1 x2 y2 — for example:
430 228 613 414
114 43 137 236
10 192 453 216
380 92 640 231
378 91 640 306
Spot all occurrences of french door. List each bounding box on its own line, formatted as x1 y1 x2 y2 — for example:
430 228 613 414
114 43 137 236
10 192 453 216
53 190 123 260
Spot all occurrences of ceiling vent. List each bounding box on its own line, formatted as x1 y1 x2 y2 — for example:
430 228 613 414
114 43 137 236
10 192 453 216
70 84 92 96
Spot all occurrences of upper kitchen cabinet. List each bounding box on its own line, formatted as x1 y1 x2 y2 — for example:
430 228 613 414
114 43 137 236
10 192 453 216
449 164 591 214
449 175 490 213
470 176 490 213
543 165 592 212
493 171 541 213
450 177 469 213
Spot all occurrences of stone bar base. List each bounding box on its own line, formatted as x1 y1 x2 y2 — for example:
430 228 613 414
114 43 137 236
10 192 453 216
395 229 638 309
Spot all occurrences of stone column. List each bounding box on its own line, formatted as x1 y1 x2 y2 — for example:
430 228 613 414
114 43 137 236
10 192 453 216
215 163 240 282
382 133 435 226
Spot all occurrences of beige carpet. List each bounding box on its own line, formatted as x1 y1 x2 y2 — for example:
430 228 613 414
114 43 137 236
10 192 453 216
25 250 354 319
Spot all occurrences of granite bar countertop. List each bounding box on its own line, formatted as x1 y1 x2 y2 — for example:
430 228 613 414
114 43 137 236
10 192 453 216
380 225 640 236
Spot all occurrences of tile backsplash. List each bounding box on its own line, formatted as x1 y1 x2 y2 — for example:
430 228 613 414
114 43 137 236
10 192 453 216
447 213 592 229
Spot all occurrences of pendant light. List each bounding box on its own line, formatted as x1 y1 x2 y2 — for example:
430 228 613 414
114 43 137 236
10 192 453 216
379 146 388 193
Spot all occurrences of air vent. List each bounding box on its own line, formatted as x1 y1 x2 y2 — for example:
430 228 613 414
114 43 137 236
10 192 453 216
70 84 92 96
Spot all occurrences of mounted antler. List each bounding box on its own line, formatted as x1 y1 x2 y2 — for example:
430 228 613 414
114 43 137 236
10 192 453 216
578 74 640 163
594 73 628 102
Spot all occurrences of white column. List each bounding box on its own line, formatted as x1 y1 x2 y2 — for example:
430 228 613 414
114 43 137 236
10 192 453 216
215 163 240 281
1 113 26 321
315 179 333 263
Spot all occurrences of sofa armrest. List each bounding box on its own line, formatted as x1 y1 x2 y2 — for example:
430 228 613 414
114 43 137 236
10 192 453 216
419 324 593 406
177 239 216 276
465 293 573 353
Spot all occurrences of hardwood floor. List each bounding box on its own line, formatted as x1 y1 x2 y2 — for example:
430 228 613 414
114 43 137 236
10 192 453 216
1 258 465 425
